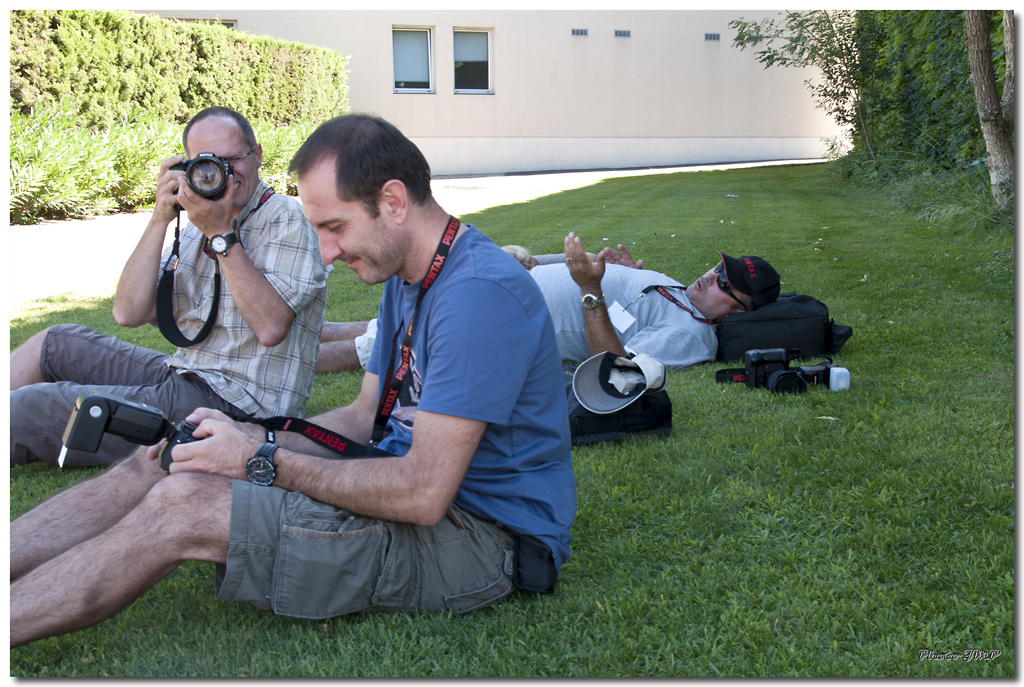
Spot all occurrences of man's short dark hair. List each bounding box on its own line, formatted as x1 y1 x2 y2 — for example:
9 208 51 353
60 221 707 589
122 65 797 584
182 107 257 152
288 113 433 218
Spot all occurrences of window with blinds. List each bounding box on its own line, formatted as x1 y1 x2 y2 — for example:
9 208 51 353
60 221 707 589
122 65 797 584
454 30 491 93
393 28 432 92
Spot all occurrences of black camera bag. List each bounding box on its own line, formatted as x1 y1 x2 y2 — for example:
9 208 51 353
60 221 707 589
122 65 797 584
716 292 853 361
563 366 673 446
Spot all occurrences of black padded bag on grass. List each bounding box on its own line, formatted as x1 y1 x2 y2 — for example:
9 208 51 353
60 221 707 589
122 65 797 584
715 292 853 362
563 366 673 446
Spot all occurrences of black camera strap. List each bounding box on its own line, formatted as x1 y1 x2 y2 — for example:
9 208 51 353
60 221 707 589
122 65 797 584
371 216 461 445
157 213 222 348
156 188 274 348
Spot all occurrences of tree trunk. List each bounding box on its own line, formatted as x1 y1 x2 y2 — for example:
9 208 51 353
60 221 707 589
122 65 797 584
965 10 1015 212
1001 10 1014 126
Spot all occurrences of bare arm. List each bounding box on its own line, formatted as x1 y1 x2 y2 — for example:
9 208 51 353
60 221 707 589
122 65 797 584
273 410 484 526
169 370 484 526
564 232 630 359
112 156 183 327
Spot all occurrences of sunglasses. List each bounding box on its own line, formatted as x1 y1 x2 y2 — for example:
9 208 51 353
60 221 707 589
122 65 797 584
714 262 748 311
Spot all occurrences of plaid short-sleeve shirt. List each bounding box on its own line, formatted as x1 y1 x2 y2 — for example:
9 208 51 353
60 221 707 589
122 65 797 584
162 181 329 418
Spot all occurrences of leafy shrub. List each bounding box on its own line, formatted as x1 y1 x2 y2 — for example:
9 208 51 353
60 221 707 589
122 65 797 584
256 122 319 197
10 100 136 223
9 100 320 224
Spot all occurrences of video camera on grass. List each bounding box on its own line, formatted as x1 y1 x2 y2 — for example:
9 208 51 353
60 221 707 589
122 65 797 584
60 393 197 469
716 348 850 394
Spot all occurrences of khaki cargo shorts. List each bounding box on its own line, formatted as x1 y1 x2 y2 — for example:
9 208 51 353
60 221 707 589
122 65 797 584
215 480 516 618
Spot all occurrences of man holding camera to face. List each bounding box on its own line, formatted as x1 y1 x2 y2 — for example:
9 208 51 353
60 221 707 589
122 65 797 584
10 106 328 469
10 114 575 647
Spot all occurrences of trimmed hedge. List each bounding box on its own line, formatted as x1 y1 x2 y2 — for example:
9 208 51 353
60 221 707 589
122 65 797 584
10 9 349 129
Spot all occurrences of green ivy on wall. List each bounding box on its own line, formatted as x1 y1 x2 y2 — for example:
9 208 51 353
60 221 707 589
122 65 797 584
855 10 1006 172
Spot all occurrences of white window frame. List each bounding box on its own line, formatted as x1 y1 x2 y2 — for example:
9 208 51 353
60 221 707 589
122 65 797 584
453 29 493 95
393 27 434 94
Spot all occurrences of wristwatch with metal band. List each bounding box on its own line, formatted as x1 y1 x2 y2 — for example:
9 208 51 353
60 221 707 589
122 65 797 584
209 232 239 256
246 443 279 487
581 293 605 310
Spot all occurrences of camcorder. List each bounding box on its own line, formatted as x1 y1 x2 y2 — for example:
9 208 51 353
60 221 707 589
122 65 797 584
716 348 850 394
170 152 233 202
60 393 198 470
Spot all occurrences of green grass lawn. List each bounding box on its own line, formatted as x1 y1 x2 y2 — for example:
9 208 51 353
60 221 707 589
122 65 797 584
10 163 1013 676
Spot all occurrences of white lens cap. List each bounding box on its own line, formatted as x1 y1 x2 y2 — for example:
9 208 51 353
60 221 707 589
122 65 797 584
829 367 851 391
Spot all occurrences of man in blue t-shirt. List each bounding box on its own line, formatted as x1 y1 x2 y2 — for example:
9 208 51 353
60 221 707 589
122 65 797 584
11 114 576 647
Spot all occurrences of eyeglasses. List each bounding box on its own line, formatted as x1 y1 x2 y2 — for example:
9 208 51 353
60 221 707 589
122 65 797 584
224 143 257 163
714 262 748 311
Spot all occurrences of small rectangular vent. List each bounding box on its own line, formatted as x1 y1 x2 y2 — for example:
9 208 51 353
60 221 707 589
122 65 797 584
614 30 631 38
571 28 588 37
705 33 721 41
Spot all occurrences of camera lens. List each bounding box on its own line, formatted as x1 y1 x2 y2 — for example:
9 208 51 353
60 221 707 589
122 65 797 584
766 370 807 394
187 158 227 196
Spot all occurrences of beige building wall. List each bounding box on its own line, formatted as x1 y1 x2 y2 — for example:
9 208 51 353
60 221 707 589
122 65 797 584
139 10 845 176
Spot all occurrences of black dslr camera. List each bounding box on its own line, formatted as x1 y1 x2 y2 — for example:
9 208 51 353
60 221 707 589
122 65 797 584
60 393 198 470
170 152 234 202
716 348 850 394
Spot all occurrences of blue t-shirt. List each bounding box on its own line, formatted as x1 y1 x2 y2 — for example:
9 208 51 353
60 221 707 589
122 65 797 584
367 226 576 569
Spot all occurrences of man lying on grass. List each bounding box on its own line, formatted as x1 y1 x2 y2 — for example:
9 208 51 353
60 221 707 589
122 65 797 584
317 240 781 372
10 114 576 647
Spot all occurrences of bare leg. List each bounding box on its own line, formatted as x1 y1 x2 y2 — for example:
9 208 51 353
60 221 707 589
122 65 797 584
321 321 369 343
315 340 363 373
11 447 165 580
10 471 232 648
10 328 48 390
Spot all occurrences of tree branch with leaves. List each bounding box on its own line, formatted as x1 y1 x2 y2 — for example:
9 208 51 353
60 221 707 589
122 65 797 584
730 10 875 161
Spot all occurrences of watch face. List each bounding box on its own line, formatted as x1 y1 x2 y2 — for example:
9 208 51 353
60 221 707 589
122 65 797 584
211 236 228 253
582 294 604 309
246 457 275 486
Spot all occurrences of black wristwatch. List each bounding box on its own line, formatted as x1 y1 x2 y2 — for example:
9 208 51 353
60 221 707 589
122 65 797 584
581 293 605 310
246 443 279 486
208 232 239 256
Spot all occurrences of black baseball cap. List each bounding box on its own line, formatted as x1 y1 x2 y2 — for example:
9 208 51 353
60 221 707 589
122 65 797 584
719 252 780 309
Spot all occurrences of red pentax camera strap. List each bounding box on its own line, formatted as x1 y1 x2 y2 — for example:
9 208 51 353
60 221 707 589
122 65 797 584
715 368 748 384
259 216 462 457
371 215 460 444
259 416 393 459
640 285 719 325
